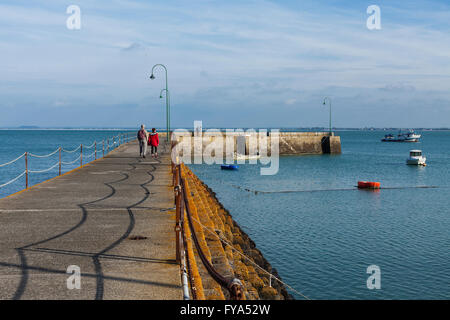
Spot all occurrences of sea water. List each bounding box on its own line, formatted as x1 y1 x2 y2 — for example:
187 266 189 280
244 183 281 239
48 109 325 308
189 130 450 299
0 129 134 198
0 129 448 299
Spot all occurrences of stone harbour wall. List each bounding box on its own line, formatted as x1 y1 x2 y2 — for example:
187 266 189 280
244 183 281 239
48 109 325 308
172 131 341 158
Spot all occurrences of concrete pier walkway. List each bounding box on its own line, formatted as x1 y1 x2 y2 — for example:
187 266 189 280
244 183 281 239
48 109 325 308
0 141 182 300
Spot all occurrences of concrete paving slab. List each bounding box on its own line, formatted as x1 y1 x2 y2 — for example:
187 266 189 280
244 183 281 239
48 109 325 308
0 141 182 300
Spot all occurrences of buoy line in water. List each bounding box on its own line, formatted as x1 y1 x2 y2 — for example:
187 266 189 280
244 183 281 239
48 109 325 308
226 184 441 195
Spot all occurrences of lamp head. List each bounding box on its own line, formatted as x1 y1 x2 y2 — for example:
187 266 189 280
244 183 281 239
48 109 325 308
150 74 155 80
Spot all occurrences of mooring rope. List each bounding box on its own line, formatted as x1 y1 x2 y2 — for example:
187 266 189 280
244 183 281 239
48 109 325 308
181 177 243 299
189 214 311 300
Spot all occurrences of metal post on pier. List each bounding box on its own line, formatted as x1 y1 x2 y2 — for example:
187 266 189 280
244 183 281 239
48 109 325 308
107 139 109 154
95 142 97 160
102 140 105 158
58 147 62 176
25 152 28 189
174 165 181 264
80 144 83 167
172 162 175 187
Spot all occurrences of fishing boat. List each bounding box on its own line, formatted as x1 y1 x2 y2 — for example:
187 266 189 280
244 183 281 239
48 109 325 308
406 150 426 166
381 129 421 142
401 130 421 142
381 134 396 142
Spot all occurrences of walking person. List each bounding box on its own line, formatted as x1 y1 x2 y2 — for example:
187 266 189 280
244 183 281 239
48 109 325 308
137 124 148 158
148 128 159 158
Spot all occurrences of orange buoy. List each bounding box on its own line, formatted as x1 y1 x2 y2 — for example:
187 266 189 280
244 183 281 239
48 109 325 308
358 181 381 189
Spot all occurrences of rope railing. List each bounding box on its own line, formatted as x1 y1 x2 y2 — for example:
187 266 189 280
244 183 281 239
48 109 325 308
61 155 82 165
83 151 96 159
28 162 60 174
0 171 27 189
83 142 96 149
61 145 81 153
0 132 136 194
28 148 60 158
0 153 26 168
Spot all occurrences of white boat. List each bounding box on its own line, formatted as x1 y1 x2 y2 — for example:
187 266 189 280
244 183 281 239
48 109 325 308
381 130 421 142
406 150 426 166
234 153 261 161
401 130 421 142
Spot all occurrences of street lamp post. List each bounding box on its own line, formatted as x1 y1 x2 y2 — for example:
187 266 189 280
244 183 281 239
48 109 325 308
160 89 171 138
150 64 170 141
323 97 332 134
160 88 170 106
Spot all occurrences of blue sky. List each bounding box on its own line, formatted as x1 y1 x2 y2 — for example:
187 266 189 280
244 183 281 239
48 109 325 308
0 0 449 128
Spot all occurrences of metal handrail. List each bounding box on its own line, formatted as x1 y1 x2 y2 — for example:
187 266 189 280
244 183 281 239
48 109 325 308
175 163 244 300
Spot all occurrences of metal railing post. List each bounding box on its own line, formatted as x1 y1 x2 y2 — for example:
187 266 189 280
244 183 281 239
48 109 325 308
181 175 244 300
95 142 97 160
80 144 83 167
25 152 28 189
59 147 62 175
174 165 182 264
172 162 175 187
102 140 105 157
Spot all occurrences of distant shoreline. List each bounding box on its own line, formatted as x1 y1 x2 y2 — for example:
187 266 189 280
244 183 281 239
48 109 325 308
0 127 449 131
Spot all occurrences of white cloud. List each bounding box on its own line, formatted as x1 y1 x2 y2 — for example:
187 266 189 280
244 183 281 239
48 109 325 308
0 0 449 127
285 98 297 105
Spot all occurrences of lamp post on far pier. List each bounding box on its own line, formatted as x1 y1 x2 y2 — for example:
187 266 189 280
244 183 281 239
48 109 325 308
323 97 332 134
150 64 170 141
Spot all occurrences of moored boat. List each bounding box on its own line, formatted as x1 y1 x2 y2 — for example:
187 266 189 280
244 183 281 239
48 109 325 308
381 129 421 142
381 134 396 142
406 150 426 166
221 164 239 170
234 153 261 161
